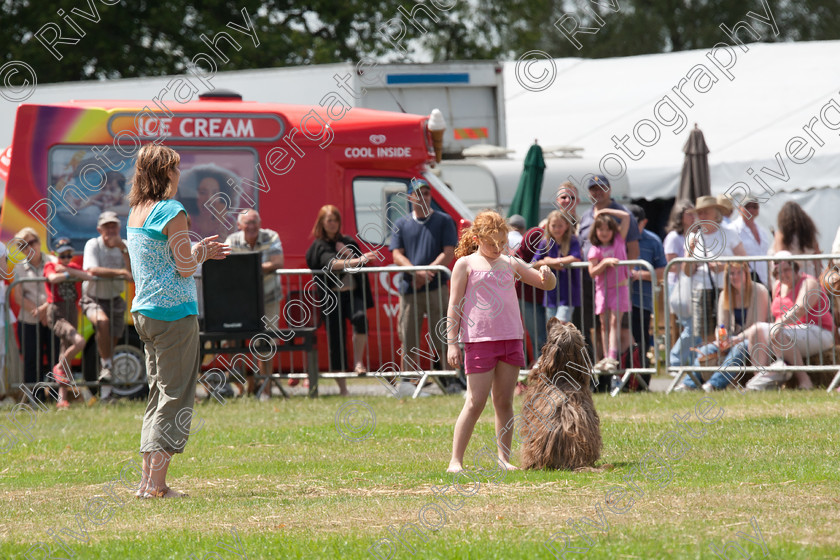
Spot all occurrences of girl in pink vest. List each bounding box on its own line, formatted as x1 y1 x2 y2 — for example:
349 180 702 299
445 211 556 473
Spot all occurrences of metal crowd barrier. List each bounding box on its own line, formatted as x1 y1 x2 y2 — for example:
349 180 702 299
4 258 677 402
517 259 660 396
5 276 142 403
663 254 840 394
4 266 465 403
267 266 460 398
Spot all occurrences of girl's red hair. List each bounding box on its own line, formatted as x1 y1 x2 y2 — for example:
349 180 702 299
455 210 509 258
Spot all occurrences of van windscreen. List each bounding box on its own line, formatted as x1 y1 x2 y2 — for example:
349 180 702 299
47 145 258 250
353 177 413 246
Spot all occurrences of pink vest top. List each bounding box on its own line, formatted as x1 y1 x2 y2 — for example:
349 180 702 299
771 274 834 332
460 267 524 342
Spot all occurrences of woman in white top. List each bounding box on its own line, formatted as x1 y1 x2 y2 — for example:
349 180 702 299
663 199 696 285
683 196 747 341
12 228 58 386
665 200 697 367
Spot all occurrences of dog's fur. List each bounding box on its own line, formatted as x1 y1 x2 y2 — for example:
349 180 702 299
520 318 602 470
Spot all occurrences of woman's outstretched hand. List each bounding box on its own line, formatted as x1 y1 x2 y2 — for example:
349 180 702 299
194 235 230 262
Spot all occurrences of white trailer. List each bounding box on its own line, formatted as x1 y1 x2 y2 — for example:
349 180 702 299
437 154 632 222
0 60 505 165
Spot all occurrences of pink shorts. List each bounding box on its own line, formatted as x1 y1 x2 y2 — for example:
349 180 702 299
463 339 526 374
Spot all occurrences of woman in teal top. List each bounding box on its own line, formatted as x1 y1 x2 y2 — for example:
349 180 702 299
127 144 228 499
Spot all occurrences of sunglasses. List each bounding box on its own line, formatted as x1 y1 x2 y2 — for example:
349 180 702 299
58 253 73 259
558 194 576 201
23 239 39 247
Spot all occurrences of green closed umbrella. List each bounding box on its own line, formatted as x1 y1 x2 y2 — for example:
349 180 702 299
509 142 546 228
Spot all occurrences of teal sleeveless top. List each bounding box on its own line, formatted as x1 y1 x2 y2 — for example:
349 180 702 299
127 200 198 321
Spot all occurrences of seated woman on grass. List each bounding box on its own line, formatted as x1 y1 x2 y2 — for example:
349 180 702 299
734 252 834 391
676 262 770 391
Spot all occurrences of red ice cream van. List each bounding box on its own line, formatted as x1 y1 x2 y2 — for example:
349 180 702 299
0 91 473 381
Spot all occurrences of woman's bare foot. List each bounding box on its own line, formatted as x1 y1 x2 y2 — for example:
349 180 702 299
145 486 189 498
499 460 518 471
135 480 150 498
446 461 463 473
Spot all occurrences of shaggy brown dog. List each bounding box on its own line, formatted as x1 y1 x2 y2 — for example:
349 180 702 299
520 318 602 470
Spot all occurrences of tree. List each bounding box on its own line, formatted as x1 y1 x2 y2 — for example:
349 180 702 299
0 0 507 85
2 0 839 86
503 0 840 59
0 0 410 83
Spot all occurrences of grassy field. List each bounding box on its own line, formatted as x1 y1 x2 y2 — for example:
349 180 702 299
2 383 840 559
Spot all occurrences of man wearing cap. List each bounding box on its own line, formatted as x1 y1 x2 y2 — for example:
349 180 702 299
579 176 640 259
577 176 641 362
507 215 526 253
728 196 772 286
83 211 133 400
390 179 457 384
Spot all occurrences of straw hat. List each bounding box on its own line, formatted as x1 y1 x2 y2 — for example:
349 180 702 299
695 195 726 213
716 194 734 215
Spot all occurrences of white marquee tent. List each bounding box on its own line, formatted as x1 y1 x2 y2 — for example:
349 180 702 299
503 40 840 252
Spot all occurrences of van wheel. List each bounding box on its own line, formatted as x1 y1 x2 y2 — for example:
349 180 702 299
111 343 147 398
82 328 148 398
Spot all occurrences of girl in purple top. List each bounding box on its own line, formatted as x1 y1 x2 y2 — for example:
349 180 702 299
587 208 631 373
445 211 556 473
532 210 581 322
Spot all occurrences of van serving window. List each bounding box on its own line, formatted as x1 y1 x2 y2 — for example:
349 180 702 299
45 145 258 248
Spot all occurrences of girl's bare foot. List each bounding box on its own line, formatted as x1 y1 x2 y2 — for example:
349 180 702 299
446 461 463 473
499 460 518 471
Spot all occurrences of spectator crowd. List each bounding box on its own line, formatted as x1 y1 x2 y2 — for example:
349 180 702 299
513 179 840 394
3 175 840 408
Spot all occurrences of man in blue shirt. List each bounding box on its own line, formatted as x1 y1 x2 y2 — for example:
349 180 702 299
627 204 666 370
390 179 457 379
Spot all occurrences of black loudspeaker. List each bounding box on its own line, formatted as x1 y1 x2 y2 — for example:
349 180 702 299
202 252 264 332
